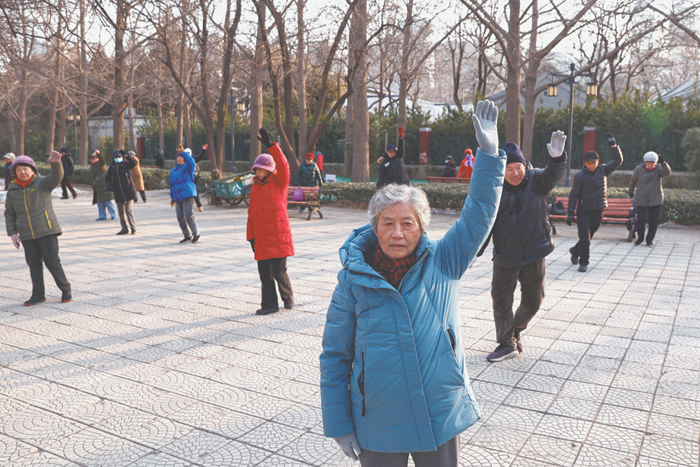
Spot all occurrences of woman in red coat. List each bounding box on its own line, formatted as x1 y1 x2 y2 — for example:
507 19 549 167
247 129 295 315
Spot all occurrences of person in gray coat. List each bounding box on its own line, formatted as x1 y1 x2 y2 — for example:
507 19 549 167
628 151 671 247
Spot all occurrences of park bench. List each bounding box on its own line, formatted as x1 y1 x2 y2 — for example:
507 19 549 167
287 185 323 220
427 176 470 184
549 196 635 239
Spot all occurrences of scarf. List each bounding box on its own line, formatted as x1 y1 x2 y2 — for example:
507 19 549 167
367 246 417 289
15 175 34 188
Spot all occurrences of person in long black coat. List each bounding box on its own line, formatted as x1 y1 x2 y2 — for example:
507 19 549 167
376 127 410 188
59 148 77 199
105 149 138 235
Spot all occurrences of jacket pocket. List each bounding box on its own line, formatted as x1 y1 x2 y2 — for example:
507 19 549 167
447 328 457 356
44 211 52 230
358 351 366 416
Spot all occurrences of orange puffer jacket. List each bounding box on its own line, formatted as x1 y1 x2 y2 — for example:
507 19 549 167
246 143 295 261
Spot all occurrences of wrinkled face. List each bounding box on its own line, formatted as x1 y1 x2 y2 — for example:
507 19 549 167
255 168 271 178
176 155 185 165
375 202 422 260
387 149 396 158
15 165 34 182
645 161 657 169
584 160 599 171
505 162 525 186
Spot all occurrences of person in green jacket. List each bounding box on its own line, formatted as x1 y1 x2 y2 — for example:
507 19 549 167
5 152 72 306
89 150 116 221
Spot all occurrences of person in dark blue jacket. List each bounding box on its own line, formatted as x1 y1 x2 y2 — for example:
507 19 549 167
321 100 506 467
170 149 200 243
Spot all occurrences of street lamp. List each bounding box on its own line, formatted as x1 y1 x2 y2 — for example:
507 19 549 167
548 63 596 187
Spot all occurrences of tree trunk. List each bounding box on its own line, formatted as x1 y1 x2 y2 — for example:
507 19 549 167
397 0 413 132
156 79 165 151
16 76 27 156
351 0 369 182
128 68 136 153
344 52 355 179
78 0 89 164
520 0 538 160
505 0 521 146
57 92 67 151
184 103 192 148
297 0 307 158
8 115 17 154
46 87 58 154
250 6 265 163
113 0 127 150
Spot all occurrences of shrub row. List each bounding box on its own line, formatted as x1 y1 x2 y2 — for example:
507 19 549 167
322 182 700 226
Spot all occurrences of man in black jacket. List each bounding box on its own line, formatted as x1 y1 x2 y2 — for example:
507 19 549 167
376 127 410 188
479 131 567 362
567 133 623 272
105 149 138 235
154 144 165 169
59 148 77 199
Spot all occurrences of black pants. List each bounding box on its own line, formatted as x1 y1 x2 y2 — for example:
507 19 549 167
360 436 459 467
492 258 545 348
572 209 603 266
61 179 77 198
637 205 661 244
257 257 293 310
23 234 71 299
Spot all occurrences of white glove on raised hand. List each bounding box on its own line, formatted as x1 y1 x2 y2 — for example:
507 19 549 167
47 150 62 163
11 234 21 249
472 100 499 156
547 131 566 158
334 432 361 461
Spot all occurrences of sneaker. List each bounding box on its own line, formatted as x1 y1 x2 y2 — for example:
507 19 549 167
646 242 654 247
634 239 643 246
111 216 116 220
180 236 192 243
284 299 294 310
61 292 72 303
256 307 279 316
487 344 518 362
96 218 106 221
569 247 578 265
198 206 203 212
24 297 46 306
131 230 136 235
117 230 129 235
578 264 587 272
191 234 200 244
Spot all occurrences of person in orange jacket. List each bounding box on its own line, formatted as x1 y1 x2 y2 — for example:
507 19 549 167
457 148 474 179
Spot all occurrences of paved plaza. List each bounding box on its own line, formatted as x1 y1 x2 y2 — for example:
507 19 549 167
1 187 699 467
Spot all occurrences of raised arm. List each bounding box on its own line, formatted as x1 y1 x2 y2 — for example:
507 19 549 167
42 151 64 191
434 100 506 278
257 128 289 187
533 131 567 195
658 156 671 177
603 134 623 176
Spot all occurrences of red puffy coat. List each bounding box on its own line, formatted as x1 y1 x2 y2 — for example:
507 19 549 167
246 143 295 261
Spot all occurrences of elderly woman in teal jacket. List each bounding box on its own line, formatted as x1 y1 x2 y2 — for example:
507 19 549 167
320 100 506 467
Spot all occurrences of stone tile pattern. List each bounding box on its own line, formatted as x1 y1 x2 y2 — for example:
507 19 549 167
0 191 699 466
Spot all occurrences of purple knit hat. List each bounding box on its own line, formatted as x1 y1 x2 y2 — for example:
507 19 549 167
11 156 38 176
252 154 276 173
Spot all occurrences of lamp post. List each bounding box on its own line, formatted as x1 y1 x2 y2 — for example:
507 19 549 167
229 87 237 173
548 63 597 187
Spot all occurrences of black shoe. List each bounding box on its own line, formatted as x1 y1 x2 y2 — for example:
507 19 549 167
61 292 72 303
578 264 587 272
569 247 578 265
131 230 136 235
60 196 69 200
634 238 643 246
284 299 294 310
191 234 200 244
256 307 279 315
180 236 192 243
117 230 129 235
646 242 654 247
24 297 46 306
298 207 305 213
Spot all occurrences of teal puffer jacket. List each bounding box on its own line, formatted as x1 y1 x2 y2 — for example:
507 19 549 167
320 149 506 453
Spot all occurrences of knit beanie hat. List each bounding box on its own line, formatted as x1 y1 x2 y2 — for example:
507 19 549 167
11 155 38 175
252 154 276 173
3 152 15 161
583 151 599 162
643 151 658 163
503 142 526 166
305 152 315 159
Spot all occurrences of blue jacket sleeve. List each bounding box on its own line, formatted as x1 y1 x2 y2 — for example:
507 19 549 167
320 269 357 438
183 152 196 179
434 148 506 279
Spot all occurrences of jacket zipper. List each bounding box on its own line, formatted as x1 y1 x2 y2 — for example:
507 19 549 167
359 351 366 416
45 211 52 229
23 187 35 239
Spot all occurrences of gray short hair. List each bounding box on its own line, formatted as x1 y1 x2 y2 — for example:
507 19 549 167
369 184 431 231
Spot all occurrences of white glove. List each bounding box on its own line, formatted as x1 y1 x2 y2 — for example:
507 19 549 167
11 234 21 249
547 131 566 158
334 432 361 461
48 150 62 163
472 100 499 156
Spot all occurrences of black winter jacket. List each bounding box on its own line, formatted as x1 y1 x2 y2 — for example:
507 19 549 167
154 148 165 169
442 160 457 178
105 154 137 203
479 154 567 269
377 137 409 187
568 146 623 214
61 155 75 180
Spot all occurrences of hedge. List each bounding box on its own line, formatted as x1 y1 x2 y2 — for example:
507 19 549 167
322 183 700 226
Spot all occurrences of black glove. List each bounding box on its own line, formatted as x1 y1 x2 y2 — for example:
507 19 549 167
658 155 665 165
566 215 574 226
249 239 255 252
257 129 273 149
606 133 616 147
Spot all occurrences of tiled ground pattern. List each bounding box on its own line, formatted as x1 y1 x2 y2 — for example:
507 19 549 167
0 189 699 466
